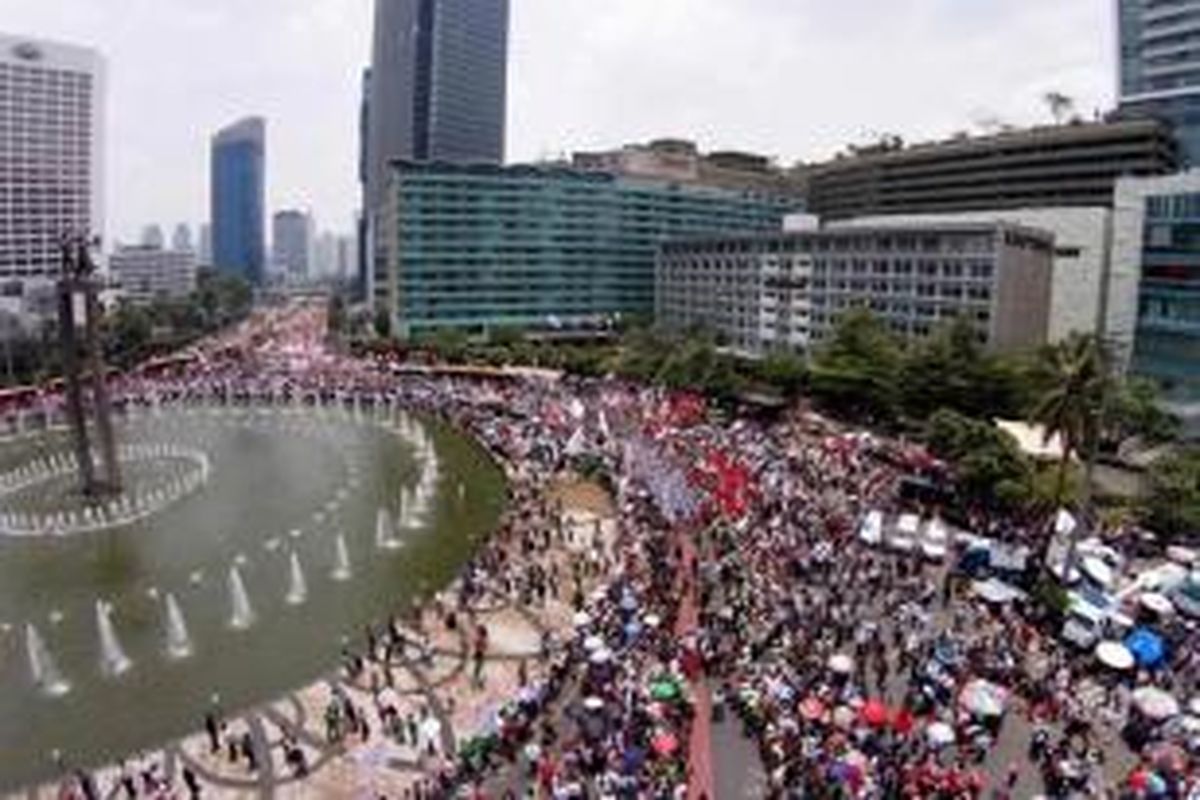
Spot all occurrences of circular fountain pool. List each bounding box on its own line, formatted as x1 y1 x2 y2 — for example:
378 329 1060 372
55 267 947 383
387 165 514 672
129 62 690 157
0 402 507 791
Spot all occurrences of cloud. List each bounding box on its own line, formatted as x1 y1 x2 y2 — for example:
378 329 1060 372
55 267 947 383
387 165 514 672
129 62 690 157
4 0 1112 243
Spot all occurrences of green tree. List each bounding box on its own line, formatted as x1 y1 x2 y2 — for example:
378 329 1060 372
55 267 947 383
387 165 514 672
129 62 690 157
373 309 392 339
1144 448 1200 540
926 408 1034 509
755 350 808 398
1107 376 1179 446
809 310 902 424
1030 334 1111 574
900 317 1023 420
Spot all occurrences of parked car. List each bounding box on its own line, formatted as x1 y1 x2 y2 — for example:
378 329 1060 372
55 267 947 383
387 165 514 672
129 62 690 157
920 517 950 562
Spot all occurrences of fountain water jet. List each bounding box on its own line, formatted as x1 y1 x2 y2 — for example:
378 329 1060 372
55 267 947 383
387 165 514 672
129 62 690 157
286 552 308 605
375 508 400 551
227 566 256 630
332 534 352 581
25 624 70 697
95 600 132 677
164 593 193 659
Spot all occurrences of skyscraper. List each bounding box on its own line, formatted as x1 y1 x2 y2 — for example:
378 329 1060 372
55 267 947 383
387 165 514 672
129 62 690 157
0 33 104 295
172 223 193 253
210 117 265 285
272 210 312 280
360 0 510 298
1119 0 1200 165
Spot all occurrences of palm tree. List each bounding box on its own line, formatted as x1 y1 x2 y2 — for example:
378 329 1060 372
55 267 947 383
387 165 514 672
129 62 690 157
1030 333 1110 578
1044 91 1075 125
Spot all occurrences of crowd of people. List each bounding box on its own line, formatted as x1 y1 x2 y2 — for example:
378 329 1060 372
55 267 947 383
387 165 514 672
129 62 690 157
20 305 1200 798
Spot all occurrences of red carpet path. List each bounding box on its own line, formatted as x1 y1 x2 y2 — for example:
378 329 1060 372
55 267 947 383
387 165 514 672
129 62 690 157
677 529 714 800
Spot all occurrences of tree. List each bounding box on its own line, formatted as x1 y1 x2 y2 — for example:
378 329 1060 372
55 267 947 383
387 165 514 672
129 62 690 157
900 317 1023 421
373 309 392 340
1107 376 1179 446
755 350 808 398
926 409 1034 509
1030 334 1110 574
809 310 903 424
1044 91 1074 125
1145 448 1200 541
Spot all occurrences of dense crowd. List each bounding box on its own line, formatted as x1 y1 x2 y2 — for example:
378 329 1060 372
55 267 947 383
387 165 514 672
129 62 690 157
19 306 1200 798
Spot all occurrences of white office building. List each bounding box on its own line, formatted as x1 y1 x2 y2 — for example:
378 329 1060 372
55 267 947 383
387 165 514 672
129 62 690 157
110 245 196 304
832 208 1114 344
0 33 105 302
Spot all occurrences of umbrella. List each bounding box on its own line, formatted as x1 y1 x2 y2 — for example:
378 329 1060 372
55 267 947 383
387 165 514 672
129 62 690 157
644 613 662 628
589 647 613 665
892 707 915 735
959 679 1007 718
583 696 604 711
859 699 890 728
1125 628 1168 668
1133 687 1181 720
1096 641 1135 671
650 679 682 702
1141 592 1175 617
651 732 679 756
1081 556 1115 590
971 578 1025 605
583 635 604 652
832 705 856 729
799 697 827 721
828 654 854 674
926 721 956 747
1189 697 1200 717
572 611 591 628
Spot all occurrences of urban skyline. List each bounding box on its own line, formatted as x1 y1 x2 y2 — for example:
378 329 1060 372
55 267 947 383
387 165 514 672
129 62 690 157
4 0 1112 245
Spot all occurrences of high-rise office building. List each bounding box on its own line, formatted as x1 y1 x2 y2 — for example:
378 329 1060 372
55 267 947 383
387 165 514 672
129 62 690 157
0 33 104 297
272 209 312 280
171 223 193 253
1119 0 1200 165
210 117 266 285
361 0 510 298
199 223 212 265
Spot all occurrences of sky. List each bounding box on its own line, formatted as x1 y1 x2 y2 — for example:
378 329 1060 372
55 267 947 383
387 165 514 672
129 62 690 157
4 0 1115 245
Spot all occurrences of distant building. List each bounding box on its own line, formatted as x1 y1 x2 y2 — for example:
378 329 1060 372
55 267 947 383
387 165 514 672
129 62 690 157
211 117 266 285
271 210 312 280
361 0 511 301
657 223 1055 357
140 224 164 249
110 244 196 304
313 231 337 278
807 120 1178 219
336 235 355 280
0 32 105 301
377 161 797 336
198 223 212 265
1112 171 1200 412
831 208 1114 344
1118 0 1200 166
171 223 193 253
573 139 800 199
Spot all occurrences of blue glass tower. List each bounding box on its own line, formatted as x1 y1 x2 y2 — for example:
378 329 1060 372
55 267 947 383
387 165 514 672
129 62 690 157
1119 0 1200 166
211 117 266 285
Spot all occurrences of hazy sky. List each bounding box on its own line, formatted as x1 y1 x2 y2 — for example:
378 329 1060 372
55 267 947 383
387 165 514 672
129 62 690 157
5 0 1114 244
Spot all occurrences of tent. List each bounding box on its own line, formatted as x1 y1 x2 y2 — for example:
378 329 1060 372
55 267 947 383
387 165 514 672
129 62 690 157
1125 628 1168 669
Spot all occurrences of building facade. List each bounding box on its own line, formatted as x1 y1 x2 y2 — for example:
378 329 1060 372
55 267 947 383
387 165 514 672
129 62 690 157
1118 0 1200 166
1112 171 1200 408
807 120 1177 219
110 244 196 304
572 139 801 199
210 117 265 285
832 208 1115 344
361 0 510 301
272 209 312 280
0 33 104 298
377 162 797 336
657 223 1055 357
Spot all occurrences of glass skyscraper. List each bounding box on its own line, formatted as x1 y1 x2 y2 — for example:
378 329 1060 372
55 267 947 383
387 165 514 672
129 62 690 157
361 0 510 297
376 162 798 336
210 117 266 286
1119 0 1200 165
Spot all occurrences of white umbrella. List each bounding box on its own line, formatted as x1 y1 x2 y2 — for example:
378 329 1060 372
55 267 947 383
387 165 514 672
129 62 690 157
828 654 855 674
1133 687 1181 721
926 721 956 747
644 613 661 628
583 696 604 711
832 705 855 729
959 679 1007 718
1141 592 1175 617
572 611 591 628
1095 641 1135 671
583 635 604 652
589 647 613 665
1167 546 1198 567
972 578 1025 605
1080 556 1115 590
1188 697 1200 717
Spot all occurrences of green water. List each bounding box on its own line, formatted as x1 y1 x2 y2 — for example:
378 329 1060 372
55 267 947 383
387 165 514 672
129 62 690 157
0 405 507 791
